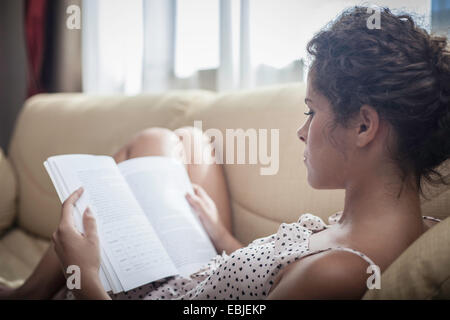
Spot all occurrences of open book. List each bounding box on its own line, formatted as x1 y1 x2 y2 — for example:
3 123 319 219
44 155 217 294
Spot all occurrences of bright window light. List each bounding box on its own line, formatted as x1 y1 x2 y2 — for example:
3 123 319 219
175 0 220 78
249 0 431 69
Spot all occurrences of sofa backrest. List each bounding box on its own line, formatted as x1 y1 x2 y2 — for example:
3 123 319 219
7 84 450 244
7 90 216 239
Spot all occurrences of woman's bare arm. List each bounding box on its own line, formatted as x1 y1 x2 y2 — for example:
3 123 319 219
216 232 244 255
72 273 111 300
267 250 370 300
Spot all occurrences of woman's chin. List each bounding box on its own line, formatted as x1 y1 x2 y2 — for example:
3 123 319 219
307 179 318 189
304 162 322 189
308 177 342 190
305 173 315 188
306 173 327 190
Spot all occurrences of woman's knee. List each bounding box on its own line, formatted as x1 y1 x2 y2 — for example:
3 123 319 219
174 126 216 165
115 127 185 163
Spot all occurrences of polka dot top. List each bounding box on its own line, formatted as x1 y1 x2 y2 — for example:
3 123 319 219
62 212 441 300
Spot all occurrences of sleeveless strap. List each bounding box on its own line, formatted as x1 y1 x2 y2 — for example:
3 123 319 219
302 215 442 266
422 215 442 223
305 246 376 266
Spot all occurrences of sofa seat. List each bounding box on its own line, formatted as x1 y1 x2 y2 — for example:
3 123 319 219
0 83 449 298
0 229 49 287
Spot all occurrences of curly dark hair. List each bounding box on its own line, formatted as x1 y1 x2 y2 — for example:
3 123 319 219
306 6 450 199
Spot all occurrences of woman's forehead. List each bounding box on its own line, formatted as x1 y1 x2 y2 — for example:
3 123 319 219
306 75 320 99
305 81 328 109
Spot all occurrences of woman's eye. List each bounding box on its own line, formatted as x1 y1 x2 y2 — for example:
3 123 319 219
304 111 314 117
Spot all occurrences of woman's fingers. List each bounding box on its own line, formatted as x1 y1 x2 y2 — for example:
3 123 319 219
51 187 102 281
186 195 209 230
60 187 84 229
82 207 99 243
186 192 207 217
192 184 217 211
186 192 201 210
63 187 84 209
57 187 85 246
192 184 206 197
192 184 214 204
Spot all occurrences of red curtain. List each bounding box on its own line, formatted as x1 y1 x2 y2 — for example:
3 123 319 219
25 0 48 97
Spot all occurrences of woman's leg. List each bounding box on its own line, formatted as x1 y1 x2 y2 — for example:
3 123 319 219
113 127 186 163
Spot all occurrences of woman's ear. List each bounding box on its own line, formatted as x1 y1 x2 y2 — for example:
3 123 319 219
355 105 379 148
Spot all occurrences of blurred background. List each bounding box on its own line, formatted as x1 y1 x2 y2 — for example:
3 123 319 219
0 0 449 151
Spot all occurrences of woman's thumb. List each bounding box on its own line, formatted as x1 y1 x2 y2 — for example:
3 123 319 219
83 207 98 240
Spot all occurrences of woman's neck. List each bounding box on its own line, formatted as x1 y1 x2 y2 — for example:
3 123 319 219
338 172 423 235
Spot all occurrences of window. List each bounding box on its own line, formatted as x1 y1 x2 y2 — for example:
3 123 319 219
175 0 220 78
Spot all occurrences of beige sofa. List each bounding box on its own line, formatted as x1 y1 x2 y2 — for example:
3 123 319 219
0 83 449 299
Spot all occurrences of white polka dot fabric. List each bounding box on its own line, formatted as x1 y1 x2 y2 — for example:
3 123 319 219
63 213 440 300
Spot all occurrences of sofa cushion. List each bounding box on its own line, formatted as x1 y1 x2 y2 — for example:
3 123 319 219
0 228 49 288
419 159 450 220
0 148 17 236
362 217 450 299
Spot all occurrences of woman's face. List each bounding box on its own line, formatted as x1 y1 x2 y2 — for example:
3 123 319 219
297 75 354 189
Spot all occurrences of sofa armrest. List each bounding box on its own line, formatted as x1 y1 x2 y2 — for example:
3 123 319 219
362 217 450 299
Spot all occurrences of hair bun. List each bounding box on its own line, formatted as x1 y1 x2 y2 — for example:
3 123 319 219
428 35 450 121
420 36 450 198
430 35 450 73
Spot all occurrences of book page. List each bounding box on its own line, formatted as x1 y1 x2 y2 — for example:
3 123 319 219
118 156 218 277
45 155 178 292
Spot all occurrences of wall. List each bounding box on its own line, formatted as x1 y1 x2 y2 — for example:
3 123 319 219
0 0 27 153
0 0 82 153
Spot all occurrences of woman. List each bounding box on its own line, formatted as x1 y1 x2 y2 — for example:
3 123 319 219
1 6 449 300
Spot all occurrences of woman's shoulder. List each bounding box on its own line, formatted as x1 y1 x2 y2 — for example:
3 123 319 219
267 248 369 299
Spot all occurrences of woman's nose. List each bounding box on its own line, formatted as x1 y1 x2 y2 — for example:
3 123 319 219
297 126 306 143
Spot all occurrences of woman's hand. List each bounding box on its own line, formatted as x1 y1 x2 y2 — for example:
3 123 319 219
52 187 109 299
186 184 242 254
